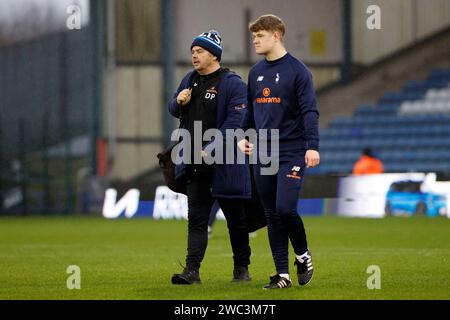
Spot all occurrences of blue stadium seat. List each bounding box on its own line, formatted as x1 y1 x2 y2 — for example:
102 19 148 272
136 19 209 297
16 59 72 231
320 69 450 173
427 68 450 82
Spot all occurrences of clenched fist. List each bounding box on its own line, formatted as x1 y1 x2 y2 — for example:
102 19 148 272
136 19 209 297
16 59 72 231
237 139 254 155
176 88 192 106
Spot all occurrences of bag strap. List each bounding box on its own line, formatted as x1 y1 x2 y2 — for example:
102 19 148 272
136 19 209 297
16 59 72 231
179 71 200 124
175 73 200 139
177 68 230 138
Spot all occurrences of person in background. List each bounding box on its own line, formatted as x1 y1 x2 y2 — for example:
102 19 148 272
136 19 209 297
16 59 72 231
353 147 384 175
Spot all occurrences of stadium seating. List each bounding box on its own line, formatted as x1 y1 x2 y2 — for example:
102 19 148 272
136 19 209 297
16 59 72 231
316 68 450 175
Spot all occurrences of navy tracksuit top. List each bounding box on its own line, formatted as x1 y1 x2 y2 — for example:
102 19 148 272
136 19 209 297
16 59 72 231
243 53 320 152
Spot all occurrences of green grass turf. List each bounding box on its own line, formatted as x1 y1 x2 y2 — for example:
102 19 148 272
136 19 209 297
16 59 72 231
0 215 449 300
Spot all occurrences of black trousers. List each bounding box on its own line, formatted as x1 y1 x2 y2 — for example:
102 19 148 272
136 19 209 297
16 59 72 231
185 172 251 272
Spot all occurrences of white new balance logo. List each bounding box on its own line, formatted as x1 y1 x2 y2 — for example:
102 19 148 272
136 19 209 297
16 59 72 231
257 76 264 82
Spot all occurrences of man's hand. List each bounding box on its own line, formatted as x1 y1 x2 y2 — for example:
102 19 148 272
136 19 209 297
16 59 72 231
176 88 192 106
237 139 254 155
305 150 320 168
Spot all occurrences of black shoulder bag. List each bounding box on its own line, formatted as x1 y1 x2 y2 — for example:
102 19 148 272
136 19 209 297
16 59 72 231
156 142 186 195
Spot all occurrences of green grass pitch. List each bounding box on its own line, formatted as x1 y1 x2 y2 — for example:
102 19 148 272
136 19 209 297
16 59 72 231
0 215 448 300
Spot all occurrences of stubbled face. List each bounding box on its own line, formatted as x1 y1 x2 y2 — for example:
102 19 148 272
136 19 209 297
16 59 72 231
191 46 216 73
252 30 277 55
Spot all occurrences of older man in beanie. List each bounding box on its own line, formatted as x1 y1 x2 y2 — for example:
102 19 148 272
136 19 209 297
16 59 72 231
168 30 257 285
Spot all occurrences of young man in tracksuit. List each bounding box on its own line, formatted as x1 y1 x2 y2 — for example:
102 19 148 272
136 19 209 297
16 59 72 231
168 30 253 285
239 15 320 289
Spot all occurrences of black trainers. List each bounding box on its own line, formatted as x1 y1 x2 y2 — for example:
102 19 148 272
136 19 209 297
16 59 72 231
294 251 314 286
263 274 292 289
171 268 201 285
232 266 251 282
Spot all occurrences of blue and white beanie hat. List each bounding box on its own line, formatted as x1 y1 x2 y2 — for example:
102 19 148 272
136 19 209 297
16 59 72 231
191 30 222 61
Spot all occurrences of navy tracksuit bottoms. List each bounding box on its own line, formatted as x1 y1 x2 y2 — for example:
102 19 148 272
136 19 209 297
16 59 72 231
253 150 309 274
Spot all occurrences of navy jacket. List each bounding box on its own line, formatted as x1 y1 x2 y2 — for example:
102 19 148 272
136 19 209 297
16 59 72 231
168 70 252 199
